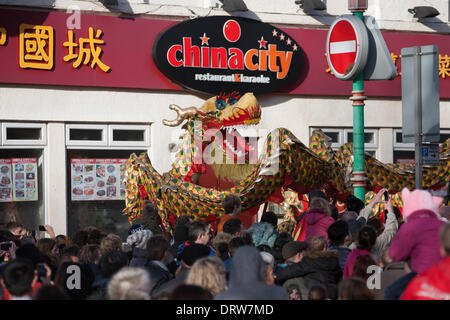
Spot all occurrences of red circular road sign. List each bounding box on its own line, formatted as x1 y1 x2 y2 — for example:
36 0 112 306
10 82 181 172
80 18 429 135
326 15 369 80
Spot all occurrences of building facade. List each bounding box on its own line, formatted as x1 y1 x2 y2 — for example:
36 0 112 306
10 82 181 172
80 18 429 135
0 0 449 238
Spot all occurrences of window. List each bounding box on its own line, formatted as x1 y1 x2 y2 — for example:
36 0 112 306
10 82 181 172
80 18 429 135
108 125 150 147
310 127 378 158
66 124 108 146
2 123 46 145
393 129 450 164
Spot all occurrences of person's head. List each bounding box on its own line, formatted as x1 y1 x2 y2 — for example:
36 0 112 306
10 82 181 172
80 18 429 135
282 241 308 263
15 243 43 268
367 217 382 235
107 267 151 300
212 232 233 249
6 221 23 237
146 235 169 261
169 284 213 300
222 218 243 237
308 189 328 202
122 229 153 252
186 256 227 296
239 231 254 246
189 221 211 245
78 244 102 265
308 284 328 300
181 243 211 268
307 236 328 255
173 223 190 245
54 262 95 300
100 234 122 255
309 197 332 217
327 220 350 247
34 285 70 300
356 226 377 251
99 251 129 279
439 206 450 220
260 211 278 229
72 230 89 248
260 251 276 285
1 258 36 298
340 211 359 222
346 195 365 213
227 237 246 257
222 194 242 215
352 254 377 282
55 235 67 252
401 188 442 222
85 226 106 245
174 215 192 229
60 245 80 263
338 277 375 300
439 223 450 258
37 238 58 258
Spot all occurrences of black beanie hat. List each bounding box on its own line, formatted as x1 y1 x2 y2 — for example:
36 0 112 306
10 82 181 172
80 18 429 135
261 211 278 228
346 194 365 213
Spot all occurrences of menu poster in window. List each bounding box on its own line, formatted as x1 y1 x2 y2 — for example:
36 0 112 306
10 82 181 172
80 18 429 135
0 159 12 202
71 159 127 201
12 158 38 201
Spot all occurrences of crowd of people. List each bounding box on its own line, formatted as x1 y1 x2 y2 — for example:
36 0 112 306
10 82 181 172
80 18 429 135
0 187 449 300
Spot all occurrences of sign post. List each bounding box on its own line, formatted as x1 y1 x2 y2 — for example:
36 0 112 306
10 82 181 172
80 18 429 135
351 8 367 202
327 4 369 202
401 45 440 189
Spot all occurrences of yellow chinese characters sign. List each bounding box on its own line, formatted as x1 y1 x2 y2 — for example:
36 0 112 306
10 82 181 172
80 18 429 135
0 27 6 45
63 27 111 72
19 24 54 70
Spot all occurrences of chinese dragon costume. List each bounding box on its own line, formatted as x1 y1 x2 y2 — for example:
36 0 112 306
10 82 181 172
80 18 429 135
122 92 449 235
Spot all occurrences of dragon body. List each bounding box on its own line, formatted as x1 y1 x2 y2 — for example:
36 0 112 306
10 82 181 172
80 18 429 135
122 93 449 233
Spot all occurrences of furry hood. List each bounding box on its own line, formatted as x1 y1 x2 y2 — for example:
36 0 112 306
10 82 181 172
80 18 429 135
401 188 442 221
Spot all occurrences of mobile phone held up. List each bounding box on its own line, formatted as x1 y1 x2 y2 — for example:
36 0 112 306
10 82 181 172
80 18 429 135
384 191 389 201
38 225 46 231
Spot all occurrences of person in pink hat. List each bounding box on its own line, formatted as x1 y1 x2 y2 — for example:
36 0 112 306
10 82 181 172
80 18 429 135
385 188 446 299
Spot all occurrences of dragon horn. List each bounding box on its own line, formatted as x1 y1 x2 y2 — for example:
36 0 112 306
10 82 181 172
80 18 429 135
162 104 198 127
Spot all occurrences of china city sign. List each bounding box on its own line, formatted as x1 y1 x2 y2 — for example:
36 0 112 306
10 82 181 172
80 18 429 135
326 15 369 80
152 16 304 95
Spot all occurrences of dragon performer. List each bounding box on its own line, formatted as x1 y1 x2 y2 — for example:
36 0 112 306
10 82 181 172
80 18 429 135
122 92 449 235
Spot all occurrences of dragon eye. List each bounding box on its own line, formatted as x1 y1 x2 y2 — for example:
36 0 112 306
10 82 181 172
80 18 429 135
228 97 237 105
215 99 226 110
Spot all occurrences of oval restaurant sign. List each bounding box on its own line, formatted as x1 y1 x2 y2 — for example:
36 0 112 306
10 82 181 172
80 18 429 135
152 16 304 95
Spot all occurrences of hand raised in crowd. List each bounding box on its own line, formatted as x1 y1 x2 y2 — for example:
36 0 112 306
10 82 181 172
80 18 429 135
384 196 394 214
44 225 56 239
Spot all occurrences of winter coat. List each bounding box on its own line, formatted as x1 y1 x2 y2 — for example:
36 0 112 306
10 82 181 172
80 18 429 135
343 248 374 279
401 257 450 300
152 267 190 298
214 246 289 300
248 222 279 248
129 247 147 267
304 208 335 242
389 209 446 274
144 260 173 298
328 246 351 272
275 250 342 300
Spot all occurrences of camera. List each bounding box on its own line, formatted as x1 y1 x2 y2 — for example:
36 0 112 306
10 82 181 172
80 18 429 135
383 190 389 201
36 263 47 281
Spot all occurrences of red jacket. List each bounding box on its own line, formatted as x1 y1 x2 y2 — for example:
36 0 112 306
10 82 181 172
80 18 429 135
304 208 334 242
401 257 450 300
389 209 445 274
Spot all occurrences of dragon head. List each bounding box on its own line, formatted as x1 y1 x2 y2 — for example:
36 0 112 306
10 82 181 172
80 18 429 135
164 92 261 165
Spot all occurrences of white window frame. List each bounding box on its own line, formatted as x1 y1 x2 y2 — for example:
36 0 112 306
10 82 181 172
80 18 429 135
2 122 47 146
108 124 150 147
66 124 108 147
393 129 414 150
310 127 379 158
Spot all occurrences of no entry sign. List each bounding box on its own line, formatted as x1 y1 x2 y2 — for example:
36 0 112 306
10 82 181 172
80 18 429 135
326 15 369 80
